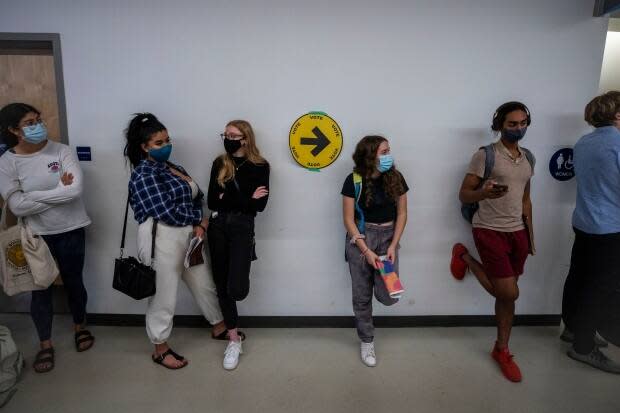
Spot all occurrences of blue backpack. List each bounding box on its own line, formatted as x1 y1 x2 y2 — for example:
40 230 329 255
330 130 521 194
460 144 535 223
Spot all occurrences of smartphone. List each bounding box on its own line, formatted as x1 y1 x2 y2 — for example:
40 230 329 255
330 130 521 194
492 184 508 192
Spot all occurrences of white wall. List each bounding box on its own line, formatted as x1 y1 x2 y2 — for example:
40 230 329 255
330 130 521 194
0 0 608 316
600 31 620 92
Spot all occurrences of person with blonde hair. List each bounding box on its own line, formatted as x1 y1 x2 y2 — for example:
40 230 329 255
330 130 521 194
207 120 269 370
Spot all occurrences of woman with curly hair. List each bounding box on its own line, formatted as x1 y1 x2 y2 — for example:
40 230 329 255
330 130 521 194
341 135 408 367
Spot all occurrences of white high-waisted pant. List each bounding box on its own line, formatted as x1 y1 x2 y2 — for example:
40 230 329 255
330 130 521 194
138 218 223 344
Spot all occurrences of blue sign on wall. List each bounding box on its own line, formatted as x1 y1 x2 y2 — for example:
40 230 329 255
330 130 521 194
549 148 574 181
76 146 92 161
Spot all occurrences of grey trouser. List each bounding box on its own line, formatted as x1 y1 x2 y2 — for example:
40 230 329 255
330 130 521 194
345 223 399 343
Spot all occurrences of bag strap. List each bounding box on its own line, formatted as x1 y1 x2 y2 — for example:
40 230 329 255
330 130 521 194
120 193 157 261
521 147 536 170
0 202 9 231
120 195 130 257
0 187 20 231
481 144 495 181
352 172 365 233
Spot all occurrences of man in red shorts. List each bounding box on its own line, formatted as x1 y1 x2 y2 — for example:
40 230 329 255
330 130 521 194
450 101 535 383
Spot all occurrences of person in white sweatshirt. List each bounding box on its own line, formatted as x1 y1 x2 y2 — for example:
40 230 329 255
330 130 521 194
0 103 94 374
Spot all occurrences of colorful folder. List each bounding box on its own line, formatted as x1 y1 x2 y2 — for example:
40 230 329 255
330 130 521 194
377 255 404 298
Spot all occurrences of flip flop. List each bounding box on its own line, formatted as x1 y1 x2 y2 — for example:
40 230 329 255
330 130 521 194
211 330 246 341
152 349 188 370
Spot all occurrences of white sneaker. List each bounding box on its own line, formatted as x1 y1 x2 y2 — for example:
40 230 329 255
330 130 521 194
360 342 377 367
223 340 243 370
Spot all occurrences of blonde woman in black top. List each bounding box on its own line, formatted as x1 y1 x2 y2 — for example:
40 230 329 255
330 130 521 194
207 119 269 370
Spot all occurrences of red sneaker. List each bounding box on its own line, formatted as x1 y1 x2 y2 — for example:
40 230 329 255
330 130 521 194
450 243 468 280
491 344 522 382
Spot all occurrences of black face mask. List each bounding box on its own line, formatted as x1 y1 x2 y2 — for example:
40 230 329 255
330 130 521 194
224 138 243 154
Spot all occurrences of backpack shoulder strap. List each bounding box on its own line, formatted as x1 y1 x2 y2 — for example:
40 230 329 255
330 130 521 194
352 172 363 201
352 172 365 233
480 144 495 181
521 147 536 170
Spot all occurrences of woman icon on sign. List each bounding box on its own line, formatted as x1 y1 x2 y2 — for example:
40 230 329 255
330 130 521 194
557 153 565 171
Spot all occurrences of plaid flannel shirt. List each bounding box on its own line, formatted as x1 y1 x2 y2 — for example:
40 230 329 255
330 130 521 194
129 159 203 226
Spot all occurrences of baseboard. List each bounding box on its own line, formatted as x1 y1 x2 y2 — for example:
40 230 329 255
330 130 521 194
85 314 561 328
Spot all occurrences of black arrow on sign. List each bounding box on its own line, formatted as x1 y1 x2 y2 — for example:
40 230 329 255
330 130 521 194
300 127 331 157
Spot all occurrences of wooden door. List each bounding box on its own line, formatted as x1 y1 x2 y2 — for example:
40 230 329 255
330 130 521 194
0 54 62 141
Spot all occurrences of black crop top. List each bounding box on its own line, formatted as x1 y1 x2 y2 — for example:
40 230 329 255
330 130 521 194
341 173 408 223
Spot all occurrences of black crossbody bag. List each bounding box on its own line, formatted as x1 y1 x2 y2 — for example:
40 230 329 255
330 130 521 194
113 195 157 300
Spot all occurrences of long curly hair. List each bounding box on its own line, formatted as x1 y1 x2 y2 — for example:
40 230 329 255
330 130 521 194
352 135 404 207
216 120 268 187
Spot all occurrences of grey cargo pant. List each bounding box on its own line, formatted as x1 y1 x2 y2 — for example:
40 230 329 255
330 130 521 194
346 223 399 343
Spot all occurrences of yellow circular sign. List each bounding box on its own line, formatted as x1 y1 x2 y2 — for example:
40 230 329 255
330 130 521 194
289 112 343 169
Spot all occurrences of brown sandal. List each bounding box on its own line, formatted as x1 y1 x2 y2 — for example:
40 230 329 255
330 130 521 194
33 347 55 373
75 330 95 352
152 349 188 370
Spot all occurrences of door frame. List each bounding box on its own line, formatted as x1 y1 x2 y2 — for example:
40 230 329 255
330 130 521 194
0 32 69 144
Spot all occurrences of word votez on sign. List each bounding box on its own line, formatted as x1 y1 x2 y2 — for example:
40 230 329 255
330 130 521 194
289 112 343 170
549 148 574 181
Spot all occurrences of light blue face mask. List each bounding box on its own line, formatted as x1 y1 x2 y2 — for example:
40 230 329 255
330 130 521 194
148 144 172 163
22 122 48 144
377 154 394 173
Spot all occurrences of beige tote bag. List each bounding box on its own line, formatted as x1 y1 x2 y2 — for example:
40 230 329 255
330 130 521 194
0 204 58 296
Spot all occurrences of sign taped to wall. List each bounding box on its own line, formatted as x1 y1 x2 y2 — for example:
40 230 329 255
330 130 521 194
289 112 343 170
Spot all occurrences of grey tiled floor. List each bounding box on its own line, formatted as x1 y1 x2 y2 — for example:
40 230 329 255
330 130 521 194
1 314 619 413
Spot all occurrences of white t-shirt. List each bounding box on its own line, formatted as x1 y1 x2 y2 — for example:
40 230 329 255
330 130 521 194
0 140 91 235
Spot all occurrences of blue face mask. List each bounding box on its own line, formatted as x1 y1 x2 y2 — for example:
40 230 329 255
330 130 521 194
377 154 394 173
22 122 48 144
148 144 172 163
502 127 527 143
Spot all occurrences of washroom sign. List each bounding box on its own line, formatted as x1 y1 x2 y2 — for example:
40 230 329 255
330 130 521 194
289 112 343 170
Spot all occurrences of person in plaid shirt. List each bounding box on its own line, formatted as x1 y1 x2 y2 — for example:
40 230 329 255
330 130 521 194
125 113 229 370
129 160 202 227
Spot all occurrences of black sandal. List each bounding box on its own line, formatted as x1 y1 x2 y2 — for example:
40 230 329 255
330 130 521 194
152 349 188 370
212 330 246 341
75 330 95 352
33 347 55 373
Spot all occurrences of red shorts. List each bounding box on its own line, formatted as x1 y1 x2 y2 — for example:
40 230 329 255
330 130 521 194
472 228 530 279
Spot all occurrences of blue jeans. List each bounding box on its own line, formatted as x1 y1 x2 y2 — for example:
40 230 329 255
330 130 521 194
31 228 88 341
